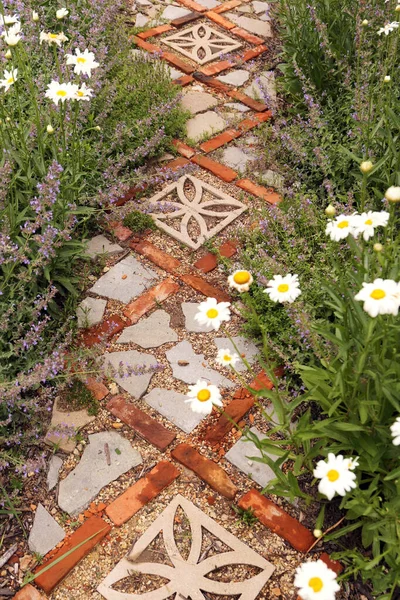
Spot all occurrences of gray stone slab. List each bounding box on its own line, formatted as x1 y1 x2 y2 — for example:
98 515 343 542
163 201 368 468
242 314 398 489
182 302 214 333
89 255 158 304
116 310 178 348
28 504 65 556
135 12 149 26
224 102 250 112
217 69 250 87
181 91 218 115
76 297 107 328
144 388 204 433
45 400 96 453
161 5 190 19
213 336 259 372
252 0 270 14
244 71 276 106
236 4 252 11
259 169 284 192
221 146 256 172
195 0 219 7
47 455 63 491
186 111 226 142
104 350 159 398
226 13 272 36
167 65 184 80
225 427 280 488
85 235 123 259
166 340 234 387
136 0 153 7
58 432 142 515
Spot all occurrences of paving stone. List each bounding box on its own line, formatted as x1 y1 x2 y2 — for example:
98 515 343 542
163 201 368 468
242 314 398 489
58 431 142 515
180 272 231 301
136 0 153 7
103 349 159 398
226 12 272 36
44 400 96 453
76 297 107 328
28 504 65 556
225 426 280 487
205 389 254 443
47 455 63 492
124 278 180 323
99 495 274 600
216 68 250 86
135 12 149 26
213 335 259 372
221 146 256 172
236 4 252 11
85 235 123 259
84 377 110 401
116 310 177 348
181 302 214 332
166 340 234 387
80 315 126 348
161 5 191 19
13 585 46 600
244 71 276 105
206 10 236 29
181 90 218 114
186 110 226 142
252 0 270 13
144 388 204 433
195 0 219 7
236 178 281 204
167 65 184 80
259 169 285 191
225 101 251 112
35 515 111 594
164 23 242 65
106 461 180 526
131 239 181 273
89 255 158 304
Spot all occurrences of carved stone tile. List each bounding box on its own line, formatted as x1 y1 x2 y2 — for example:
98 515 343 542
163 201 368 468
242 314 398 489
146 175 247 249
97 494 274 600
163 24 242 65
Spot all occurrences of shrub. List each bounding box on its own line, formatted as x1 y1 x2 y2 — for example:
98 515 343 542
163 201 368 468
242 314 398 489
123 210 156 233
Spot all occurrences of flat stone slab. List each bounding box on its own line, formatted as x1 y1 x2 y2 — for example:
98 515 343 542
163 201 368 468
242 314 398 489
47 455 63 491
161 5 190 19
76 297 107 328
166 340 234 387
28 504 65 556
226 12 272 36
144 388 204 433
186 110 226 142
225 426 280 488
98 495 274 600
167 65 184 80
244 71 276 106
85 235 123 259
135 12 149 26
181 302 214 332
213 336 259 372
252 0 270 14
195 0 219 7
116 310 177 348
104 350 159 398
45 400 96 453
181 91 218 115
58 432 142 515
259 169 284 191
89 255 158 304
217 69 250 87
221 146 256 172
224 101 251 112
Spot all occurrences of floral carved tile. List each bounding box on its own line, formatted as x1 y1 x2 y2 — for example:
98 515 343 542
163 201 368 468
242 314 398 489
97 495 274 600
146 175 247 250
163 24 242 65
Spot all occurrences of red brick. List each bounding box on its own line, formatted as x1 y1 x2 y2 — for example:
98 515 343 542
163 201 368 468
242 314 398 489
236 179 282 204
172 74 194 86
192 71 232 92
205 394 254 443
172 139 196 158
176 0 207 11
228 90 267 111
255 111 272 123
137 24 175 38
180 273 230 302
80 315 126 348
240 44 268 63
320 552 344 575
194 253 217 273
237 116 261 132
161 51 195 74
191 154 238 182
107 396 176 450
35 516 111 594
111 223 132 242
172 443 237 499
106 461 180 526
200 128 241 153
161 157 190 172
133 36 161 53
131 239 181 274
206 10 235 29
250 369 275 391
200 59 235 76
124 278 180 323
84 377 109 401
13 585 46 600
115 184 147 207
239 489 315 552
171 11 202 26
213 0 242 12
231 26 264 45
220 240 238 258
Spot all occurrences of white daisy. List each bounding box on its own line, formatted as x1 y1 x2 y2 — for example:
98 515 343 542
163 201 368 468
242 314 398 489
344 457 359 470
313 453 357 500
0 67 17 92
294 559 340 600
385 186 400 203
184 380 222 415
66 48 99 77
378 22 399 35
1 22 21 46
263 273 301 304
194 297 231 331
45 81 77 105
40 31 68 46
74 82 93 101
354 278 399 318
352 211 389 241
228 270 253 293
0 14 19 26
216 348 240 368
56 8 69 19
390 416 400 446
325 214 356 241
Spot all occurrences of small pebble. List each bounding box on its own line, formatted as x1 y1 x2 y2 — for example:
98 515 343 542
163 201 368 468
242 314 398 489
121 274 127 280
103 266 110 272
112 422 123 429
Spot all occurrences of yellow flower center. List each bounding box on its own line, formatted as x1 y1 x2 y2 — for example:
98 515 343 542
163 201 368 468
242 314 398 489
77 91 84 96
370 288 386 300
206 308 218 319
223 355 231 362
277 283 289 293
49 33 59 39
337 220 349 229
7 77 14 84
77 57 87 64
233 271 251 285
308 577 324 593
327 469 340 482
365 219 373 225
197 389 211 402
56 90 67 96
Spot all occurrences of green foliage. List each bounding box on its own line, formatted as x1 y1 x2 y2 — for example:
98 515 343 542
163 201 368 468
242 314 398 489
232 505 258 527
63 379 98 416
123 210 156 233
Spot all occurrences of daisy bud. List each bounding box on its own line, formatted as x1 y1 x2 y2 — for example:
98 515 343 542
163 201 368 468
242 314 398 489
361 19 368 25
373 243 383 252
5 49 12 59
385 186 400 202
313 529 323 538
95 125 101 131
56 7 69 19
46 124 54 134
384 75 391 83
395 5 400 11
32 10 39 21
325 204 336 216
360 160 373 174
6 117 11 122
